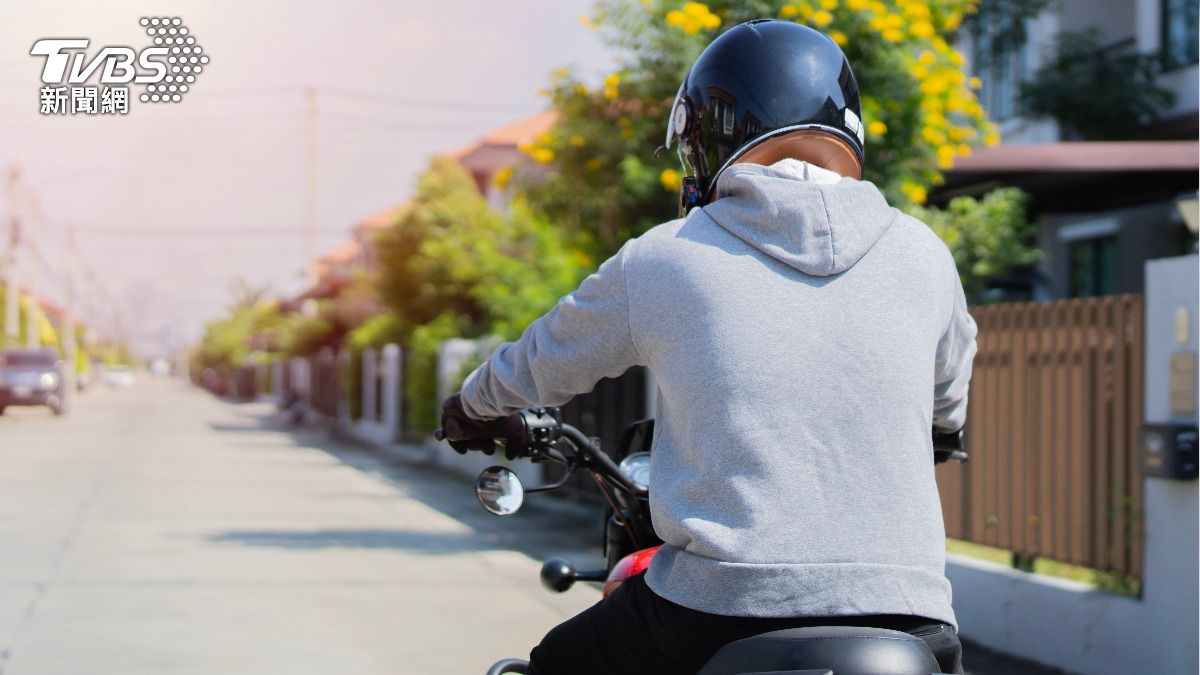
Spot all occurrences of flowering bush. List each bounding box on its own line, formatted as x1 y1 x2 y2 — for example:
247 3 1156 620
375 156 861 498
519 0 1003 256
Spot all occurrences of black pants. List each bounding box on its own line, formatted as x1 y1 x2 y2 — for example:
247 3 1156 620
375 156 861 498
527 572 963 675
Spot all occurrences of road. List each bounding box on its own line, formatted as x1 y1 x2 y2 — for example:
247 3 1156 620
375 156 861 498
0 378 601 675
0 378 1061 675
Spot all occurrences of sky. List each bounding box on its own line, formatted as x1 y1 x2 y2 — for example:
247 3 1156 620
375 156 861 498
0 0 610 355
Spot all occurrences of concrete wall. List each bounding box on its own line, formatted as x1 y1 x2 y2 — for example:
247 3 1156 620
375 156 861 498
354 344 402 446
950 255 1199 674
1036 200 1194 299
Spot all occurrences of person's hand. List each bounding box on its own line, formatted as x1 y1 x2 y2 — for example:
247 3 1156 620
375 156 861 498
439 394 517 455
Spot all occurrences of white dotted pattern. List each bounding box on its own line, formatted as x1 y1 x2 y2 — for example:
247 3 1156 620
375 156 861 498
139 17 207 104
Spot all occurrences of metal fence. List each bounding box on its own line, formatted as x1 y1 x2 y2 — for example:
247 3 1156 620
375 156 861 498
550 366 649 498
937 295 1145 579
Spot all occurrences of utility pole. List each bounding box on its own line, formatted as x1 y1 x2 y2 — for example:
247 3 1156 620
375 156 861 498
304 86 318 285
62 225 77 401
4 167 21 347
24 259 38 348
23 189 42 349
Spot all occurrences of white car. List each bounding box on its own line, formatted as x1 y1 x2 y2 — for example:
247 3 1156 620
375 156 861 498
103 366 136 388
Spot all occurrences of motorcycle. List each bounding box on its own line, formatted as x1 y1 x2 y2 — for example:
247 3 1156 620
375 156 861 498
437 408 968 675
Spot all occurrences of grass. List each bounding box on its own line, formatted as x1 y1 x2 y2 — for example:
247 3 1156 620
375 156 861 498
945 539 1141 597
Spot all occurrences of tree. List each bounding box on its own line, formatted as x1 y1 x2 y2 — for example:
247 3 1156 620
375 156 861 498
371 156 591 431
910 187 1041 301
519 0 1000 256
373 156 589 344
194 284 284 375
1019 29 1177 140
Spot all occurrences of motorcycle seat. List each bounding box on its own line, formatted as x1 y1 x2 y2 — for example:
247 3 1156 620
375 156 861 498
695 625 944 675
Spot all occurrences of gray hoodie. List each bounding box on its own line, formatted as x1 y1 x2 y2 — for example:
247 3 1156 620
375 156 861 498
460 159 977 628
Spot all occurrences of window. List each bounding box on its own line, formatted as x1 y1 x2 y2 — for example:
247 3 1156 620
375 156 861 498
971 15 1031 121
1163 0 1199 70
1068 236 1120 297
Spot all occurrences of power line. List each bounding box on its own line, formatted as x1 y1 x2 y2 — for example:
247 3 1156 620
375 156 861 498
71 226 352 237
198 84 538 113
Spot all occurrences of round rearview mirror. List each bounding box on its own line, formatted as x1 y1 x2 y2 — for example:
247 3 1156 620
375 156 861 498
475 466 525 516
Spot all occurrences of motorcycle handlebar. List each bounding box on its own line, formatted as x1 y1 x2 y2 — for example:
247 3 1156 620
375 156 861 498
437 411 970 467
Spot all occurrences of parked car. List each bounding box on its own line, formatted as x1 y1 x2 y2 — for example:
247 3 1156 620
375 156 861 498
0 348 66 416
103 365 136 388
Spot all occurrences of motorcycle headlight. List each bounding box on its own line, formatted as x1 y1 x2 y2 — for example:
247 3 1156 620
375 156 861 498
39 372 57 389
618 452 652 491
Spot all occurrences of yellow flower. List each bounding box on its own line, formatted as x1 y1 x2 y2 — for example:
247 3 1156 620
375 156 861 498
902 2 930 18
569 134 585 147
666 2 721 34
660 168 682 192
829 30 849 46
910 20 934 37
943 13 962 30
578 14 594 29
780 4 798 17
811 9 833 27
910 64 928 78
604 72 621 100
936 145 956 169
918 50 936 65
956 143 972 157
846 0 868 9
531 147 555 164
921 126 945 144
821 0 838 9
949 50 965 66
867 120 887 136
901 182 928 204
968 76 983 89
919 76 948 94
493 165 514 189
884 12 903 28
585 157 605 171
947 126 974 141
983 130 1001 146
883 27 904 42
573 83 589 96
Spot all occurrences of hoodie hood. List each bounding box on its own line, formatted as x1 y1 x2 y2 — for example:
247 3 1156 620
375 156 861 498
701 159 896 277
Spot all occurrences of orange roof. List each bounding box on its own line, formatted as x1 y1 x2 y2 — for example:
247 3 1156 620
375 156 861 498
356 201 411 232
482 110 559 145
318 240 361 264
447 110 559 160
951 141 1200 173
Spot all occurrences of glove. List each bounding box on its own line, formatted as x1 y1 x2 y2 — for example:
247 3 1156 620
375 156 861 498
439 394 520 455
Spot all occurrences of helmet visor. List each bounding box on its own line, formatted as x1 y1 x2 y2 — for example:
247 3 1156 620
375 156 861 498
664 81 685 150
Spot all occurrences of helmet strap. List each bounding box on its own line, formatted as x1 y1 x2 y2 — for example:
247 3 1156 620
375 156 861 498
680 176 703 213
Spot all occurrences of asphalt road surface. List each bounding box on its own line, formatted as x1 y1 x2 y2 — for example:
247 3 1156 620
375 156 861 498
0 378 1064 675
0 378 601 675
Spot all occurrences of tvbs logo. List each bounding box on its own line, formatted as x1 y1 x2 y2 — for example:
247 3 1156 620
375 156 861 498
31 17 207 114
32 40 169 85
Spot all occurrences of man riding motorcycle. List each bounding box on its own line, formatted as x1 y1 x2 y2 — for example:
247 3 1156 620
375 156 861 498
441 19 978 675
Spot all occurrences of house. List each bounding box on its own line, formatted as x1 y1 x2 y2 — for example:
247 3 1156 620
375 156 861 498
935 0 1198 300
446 110 559 210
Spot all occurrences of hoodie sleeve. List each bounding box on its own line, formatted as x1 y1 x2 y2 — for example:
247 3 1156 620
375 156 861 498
933 272 978 432
458 242 643 419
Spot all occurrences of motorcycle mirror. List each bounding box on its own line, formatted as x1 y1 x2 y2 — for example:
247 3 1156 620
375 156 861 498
475 466 525 516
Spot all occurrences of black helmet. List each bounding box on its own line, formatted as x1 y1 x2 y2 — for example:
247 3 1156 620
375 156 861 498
665 19 864 210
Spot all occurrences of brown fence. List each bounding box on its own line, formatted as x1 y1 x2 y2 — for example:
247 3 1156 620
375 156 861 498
937 295 1145 579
